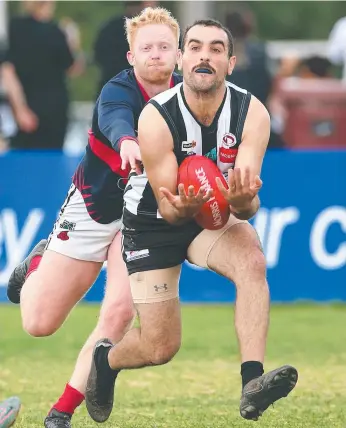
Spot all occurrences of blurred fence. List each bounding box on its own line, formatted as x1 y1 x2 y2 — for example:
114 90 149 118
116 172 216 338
0 150 345 303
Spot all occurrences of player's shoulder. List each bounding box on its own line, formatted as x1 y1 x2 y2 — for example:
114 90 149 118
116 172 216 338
244 94 270 131
226 80 248 95
150 82 182 106
100 69 139 100
107 68 137 88
226 81 253 112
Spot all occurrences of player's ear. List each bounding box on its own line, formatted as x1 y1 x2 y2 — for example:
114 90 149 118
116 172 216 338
227 55 236 76
127 51 135 66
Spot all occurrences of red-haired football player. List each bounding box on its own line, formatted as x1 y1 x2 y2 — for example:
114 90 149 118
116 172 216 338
7 7 182 428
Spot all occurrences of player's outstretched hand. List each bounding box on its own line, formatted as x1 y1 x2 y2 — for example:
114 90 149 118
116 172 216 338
159 183 213 220
120 139 142 175
215 167 262 212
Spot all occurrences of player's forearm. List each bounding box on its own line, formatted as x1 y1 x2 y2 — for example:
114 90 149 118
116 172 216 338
101 119 137 153
2 63 28 111
231 196 260 220
98 90 137 153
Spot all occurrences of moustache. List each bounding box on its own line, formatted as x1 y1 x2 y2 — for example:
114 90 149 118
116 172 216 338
193 63 215 73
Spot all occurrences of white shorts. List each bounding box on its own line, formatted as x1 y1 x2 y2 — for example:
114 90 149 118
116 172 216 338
46 184 122 262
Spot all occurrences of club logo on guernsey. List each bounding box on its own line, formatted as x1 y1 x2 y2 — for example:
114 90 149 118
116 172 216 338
220 133 238 164
222 133 237 148
195 167 223 228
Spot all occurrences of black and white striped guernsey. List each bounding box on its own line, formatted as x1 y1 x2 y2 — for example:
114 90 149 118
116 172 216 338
123 81 251 227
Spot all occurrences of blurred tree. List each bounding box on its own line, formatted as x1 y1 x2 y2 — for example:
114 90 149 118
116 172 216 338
250 1 346 40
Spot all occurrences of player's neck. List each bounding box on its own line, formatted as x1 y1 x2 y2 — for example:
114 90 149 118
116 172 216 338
183 84 226 127
135 72 172 99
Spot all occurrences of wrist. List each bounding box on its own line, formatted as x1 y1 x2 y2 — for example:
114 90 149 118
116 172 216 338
159 199 188 225
118 136 138 149
230 197 260 220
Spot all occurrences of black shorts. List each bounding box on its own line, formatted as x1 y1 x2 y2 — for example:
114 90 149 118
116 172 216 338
122 209 203 275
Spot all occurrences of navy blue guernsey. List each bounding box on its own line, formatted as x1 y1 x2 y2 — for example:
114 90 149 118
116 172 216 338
72 69 182 224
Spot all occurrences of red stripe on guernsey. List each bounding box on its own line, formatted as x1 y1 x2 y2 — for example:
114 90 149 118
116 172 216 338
136 76 175 102
88 131 130 178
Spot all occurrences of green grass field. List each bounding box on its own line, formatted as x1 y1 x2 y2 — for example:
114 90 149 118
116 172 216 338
1 304 346 427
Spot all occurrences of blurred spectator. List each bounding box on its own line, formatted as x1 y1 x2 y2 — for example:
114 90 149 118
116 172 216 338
225 10 272 107
0 43 28 152
93 1 157 95
297 56 332 79
327 17 346 83
59 16 85 77
0 44 9 151
269 55 333 128
269 55 346 149
3 0 77 150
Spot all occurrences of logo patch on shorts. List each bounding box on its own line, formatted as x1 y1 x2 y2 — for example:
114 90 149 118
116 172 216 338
125 249 149 262
59 219 76 231
57 231 70 241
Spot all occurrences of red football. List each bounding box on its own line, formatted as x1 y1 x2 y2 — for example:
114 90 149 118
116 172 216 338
177 155 230 230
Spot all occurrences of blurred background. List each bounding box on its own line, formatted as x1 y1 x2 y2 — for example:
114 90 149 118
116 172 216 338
0 2 346 427
0 0 345 303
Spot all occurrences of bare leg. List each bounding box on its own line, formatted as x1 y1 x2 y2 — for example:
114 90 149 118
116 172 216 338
85 266 182 423
204 223 269 363
20 250 102 337
108 298 181 369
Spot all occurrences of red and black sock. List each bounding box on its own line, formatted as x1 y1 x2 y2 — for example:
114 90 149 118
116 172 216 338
25 255 42 279
50 383 85 415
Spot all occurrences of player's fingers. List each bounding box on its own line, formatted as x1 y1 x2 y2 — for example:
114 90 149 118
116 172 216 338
178 183 188 203
243 167 250 190
234 168 242 191
159 187 176 205
187 185 196 198
134 148 142 161
227 168 235 192
195 185 207 202
128 155 137 171
202 188 214 203
121 154 128 170
216 177 229 199
255 175 263 187
250 175 263 192
134 160 142 175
